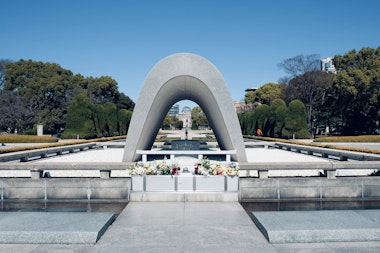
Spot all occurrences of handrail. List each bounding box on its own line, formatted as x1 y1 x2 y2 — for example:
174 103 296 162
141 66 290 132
136 149 236 155
0 160 378 179
0 143 99 162
136 149 236 162
0 162 133 170
239 160 380 179
274 142 380 161
96 141 125 148
244 141 275 149
0 162 134 179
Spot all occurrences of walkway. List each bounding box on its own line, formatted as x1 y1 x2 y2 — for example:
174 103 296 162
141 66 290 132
1 202 380 252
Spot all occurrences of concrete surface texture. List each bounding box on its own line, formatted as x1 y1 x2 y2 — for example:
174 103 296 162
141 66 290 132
252 210 380 243
122 53 247 162
1 202 380 252
0 212 115 244
1 143 379 251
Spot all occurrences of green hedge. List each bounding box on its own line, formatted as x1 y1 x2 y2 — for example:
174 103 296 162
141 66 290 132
0 136 126 154
314 135 380 142
62 94 132 139
0 135 58 143
244 135 380 155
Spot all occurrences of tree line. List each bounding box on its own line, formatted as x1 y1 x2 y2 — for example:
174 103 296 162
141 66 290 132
243 46 380 136
1 46 379 139
63 93 132 139
0 59 134 137
239 99 309 138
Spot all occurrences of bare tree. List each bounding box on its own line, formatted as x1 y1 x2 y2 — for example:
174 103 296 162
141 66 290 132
277 54 321 83
287 70 333 134
0 90 35 132
0 59 11 88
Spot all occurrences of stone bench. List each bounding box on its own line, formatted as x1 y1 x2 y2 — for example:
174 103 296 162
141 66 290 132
136 150 237 163
238 160 380 179
245 141 276 149
0 162 134 179
275 142 380 161
0 143 98 162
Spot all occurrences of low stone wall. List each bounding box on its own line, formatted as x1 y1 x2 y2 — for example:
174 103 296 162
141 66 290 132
240 177 380 200
1 177 380 201
0 178 131 201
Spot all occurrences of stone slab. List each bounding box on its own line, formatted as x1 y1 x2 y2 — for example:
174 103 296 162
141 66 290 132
95 202 274 253
252 210 380 243
0 212 115 244
129 192 238 202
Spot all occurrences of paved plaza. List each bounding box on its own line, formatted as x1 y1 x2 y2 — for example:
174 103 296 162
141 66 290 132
0 202 380 252
0 144 379 252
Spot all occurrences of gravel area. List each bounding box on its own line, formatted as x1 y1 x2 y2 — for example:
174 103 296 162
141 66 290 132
1 146 374 177
33 147 331 177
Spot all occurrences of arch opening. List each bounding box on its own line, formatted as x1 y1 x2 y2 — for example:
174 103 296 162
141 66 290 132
123 53 247 162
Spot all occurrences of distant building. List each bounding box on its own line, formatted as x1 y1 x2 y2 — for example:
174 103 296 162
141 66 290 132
233 87 262 113
321 57 337 74
234 101 260 113
168 104 180 115
245 88 257 93
178 106 192 128
168 104 192 128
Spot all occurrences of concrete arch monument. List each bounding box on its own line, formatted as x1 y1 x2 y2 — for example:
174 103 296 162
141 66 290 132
122 53 247 162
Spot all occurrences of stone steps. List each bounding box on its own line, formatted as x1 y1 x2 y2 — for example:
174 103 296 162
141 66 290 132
0 212 115 244
252 209 380 243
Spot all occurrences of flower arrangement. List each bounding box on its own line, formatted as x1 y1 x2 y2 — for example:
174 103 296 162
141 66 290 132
128 157 181 176
224 162 239 176
128 161 147 176
194 156 239 177
128 156 238 177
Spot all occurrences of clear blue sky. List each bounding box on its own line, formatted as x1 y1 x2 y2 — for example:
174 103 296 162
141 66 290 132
2 0 380 109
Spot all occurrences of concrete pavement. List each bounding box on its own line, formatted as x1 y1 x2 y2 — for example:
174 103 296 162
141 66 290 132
1 202 380 252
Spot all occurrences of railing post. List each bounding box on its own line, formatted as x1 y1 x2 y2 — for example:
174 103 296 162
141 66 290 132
258 170 269 179
325 170 336 179
339 156 348 161
30 169 43 179
100 170 111 179
20 155 29 162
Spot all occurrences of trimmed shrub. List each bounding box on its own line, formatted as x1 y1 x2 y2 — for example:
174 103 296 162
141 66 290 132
0 134 58 143
63 94 133 138
23 128 37 135
282 100 310 139
314 135 380 142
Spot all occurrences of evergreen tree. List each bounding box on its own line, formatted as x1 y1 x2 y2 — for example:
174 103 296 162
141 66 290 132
283 100 310 138
63 94 95 139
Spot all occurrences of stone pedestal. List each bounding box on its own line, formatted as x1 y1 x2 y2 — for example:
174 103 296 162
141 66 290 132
145 175 175 191
177 174 194 191
171 140 200 150
130 175 240 193
37 124 43 136
226 176 239 192
131 176 144 191
195 175 225 191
